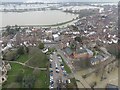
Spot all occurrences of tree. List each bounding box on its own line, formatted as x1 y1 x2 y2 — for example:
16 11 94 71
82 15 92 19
22 75 36 88
3 50 17 61
17 46 25 55
38 42 44 49
15 73 23 83
25 47 29 54
70 25 78 31
75 36 82 43
70 43 76 50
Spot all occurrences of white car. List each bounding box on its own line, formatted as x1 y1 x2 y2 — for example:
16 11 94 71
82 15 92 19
50 76 53 80
50 54 53 58
58 59 62 62
50 59 53 62
49 85 54 89
53 52 56 54
55 63 58 67
56 67 59 73
57 56 61 59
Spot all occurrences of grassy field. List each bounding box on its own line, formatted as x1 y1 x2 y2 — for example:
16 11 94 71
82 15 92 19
34 70 49 88
3 63 33 88
3 47 49 88
3 63 49 88
59 55 72 74
26 49 48 68
17 54 29 63
16 47 48 68
63 59 72 74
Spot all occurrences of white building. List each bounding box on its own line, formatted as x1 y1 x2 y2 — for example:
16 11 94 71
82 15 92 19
52 34 60 42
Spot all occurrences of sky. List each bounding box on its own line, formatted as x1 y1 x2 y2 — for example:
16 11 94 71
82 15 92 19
0 0 119 3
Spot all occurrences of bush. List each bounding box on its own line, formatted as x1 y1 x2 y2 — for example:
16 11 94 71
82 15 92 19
17 46 25 55
3 50 18 61
22 75 36 88
15 73 24 83
38 42 44 49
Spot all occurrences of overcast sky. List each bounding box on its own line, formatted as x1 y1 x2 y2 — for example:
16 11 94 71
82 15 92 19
1 0 119 2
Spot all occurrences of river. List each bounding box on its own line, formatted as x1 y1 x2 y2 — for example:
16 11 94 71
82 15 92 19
0 10 78 27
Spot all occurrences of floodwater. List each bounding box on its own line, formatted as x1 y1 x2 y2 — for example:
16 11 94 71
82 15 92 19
0 4 105 27
0 10 78 27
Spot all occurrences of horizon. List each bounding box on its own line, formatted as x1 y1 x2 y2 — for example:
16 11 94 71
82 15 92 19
0 0 119 3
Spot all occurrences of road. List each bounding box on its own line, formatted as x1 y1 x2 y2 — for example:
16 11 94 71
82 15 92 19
49 52 68 89
55 45 93 89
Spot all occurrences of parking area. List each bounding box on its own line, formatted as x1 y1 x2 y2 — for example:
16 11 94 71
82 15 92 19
49 51 70 89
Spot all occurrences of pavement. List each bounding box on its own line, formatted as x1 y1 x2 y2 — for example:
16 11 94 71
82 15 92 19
94 67 118 88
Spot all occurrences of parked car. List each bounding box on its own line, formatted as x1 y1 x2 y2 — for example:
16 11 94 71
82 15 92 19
50 63 52 68
50 72 53 76
50 59 53 62
56 67 59 73
63 70 67 76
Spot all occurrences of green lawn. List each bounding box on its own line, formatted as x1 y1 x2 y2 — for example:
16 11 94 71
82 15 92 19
63 59 72 74
17 47 48 68
59 55 72 74
17 54 29 63
3 47 49 88
3 63 33 88
34 70 49 88
26 50 48 68
3 63 49 88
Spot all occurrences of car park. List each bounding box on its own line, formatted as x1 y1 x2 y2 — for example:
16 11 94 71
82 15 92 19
49 79 54 89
